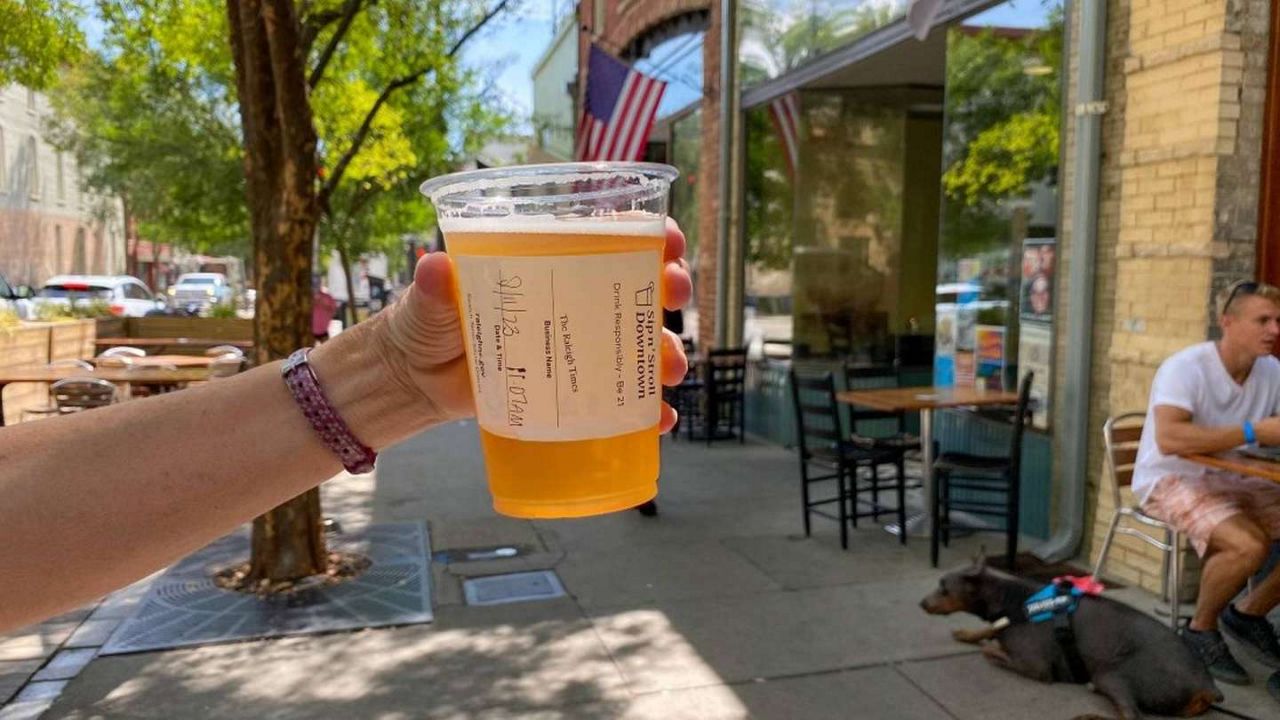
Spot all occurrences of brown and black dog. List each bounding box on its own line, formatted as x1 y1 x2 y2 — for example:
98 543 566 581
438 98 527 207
921 558 1221 720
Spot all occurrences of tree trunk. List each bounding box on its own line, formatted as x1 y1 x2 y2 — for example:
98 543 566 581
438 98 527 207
335 235 357 327
226 0 326 583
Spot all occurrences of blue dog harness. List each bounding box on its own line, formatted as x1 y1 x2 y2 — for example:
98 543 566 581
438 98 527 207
1021 576 1102 683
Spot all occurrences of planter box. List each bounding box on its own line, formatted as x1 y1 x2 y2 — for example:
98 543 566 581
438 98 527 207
0 319 97 425
125 317 253 341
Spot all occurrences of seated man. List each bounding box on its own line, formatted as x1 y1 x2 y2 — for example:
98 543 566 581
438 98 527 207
1135 279 1280 684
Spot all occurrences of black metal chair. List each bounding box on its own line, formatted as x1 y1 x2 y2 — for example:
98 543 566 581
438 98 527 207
790 369 903 549
843 363 922 543
693 348 746 444
930 371 1035 568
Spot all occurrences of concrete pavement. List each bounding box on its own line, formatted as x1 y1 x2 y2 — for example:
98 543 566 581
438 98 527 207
19 420 1279 719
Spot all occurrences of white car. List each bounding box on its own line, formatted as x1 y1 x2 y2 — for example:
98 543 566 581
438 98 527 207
33 275 165 318
168 272 234 310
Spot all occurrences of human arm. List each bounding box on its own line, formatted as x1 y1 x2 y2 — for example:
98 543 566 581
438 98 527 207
0 221 692 632
1152 405 1280 455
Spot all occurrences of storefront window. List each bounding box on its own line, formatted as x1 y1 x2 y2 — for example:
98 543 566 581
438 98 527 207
740 0 908 87
669 109 702 263
933 0 1063 426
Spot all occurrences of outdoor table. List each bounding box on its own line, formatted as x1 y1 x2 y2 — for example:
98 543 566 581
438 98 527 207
92 354 218 368
1182 451 1280 484
0 366 211 426
94 337 254 354
835 386 1021 537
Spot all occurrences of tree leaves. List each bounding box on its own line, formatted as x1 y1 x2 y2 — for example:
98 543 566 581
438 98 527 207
0 0 83 89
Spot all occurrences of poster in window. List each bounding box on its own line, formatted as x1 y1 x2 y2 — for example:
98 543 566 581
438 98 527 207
975 325 1006 390
1020 239 1056 323
1018 322 1053 429
934 304 956 387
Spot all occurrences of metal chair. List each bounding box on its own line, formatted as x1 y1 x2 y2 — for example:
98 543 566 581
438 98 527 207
790 369 902 549
931 371 1034 568
204 345 246 358
21 360 95 422
1092 412 1186 630
208 354 245 379
51 378 118 413
100 346 146 358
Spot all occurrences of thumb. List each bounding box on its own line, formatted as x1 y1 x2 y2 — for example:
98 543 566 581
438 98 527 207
391 252 463 366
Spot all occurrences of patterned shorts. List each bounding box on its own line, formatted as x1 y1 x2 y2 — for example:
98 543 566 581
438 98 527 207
1142 472 1280 556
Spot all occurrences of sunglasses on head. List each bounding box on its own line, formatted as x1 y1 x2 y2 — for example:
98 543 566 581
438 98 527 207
1223 281 1260 313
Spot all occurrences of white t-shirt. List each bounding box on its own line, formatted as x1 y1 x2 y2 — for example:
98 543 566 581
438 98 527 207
1133 342 1280 503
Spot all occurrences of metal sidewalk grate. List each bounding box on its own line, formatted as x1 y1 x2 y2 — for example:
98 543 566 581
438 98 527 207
100 522 432 655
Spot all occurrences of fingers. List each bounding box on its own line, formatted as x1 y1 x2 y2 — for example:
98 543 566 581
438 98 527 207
659 401 678 434
392 252 464 366
664 216 687 262
661 328 688 386
414 252 457 305
663 259 692 311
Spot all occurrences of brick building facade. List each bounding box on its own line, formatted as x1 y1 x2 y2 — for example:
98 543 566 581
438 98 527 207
0 85 127 288
579 0 721 350
1077 0 1275 594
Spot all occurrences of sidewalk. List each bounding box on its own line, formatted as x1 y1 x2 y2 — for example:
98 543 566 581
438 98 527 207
12 421 1278 719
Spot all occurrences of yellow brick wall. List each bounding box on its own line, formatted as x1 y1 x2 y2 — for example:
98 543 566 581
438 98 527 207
1076 0 1267 595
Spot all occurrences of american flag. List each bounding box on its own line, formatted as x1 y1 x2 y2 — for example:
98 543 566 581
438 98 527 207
768 92 801 180
576 44 667 162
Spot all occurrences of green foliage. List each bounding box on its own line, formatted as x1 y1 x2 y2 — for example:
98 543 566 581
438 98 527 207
940 9 1064 207
943 110 1059 207
34 299 115 321
46 0 247 254
49 0 514 265
0 0 83 89
208 302 237 319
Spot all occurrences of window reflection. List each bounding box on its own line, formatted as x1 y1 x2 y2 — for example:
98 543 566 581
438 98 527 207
740 0 908 87
935 0 1062 417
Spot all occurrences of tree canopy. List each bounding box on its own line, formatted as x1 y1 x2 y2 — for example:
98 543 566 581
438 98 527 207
47 0 514 263
0 0 83 89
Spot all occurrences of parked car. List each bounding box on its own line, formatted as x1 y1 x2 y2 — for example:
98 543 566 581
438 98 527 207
33 275 165 318
167 272 234 311
0 272 34 319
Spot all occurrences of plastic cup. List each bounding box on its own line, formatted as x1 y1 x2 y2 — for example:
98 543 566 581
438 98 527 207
421 162 679 518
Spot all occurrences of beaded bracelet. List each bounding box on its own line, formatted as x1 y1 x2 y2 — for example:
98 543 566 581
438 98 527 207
282 348 377 474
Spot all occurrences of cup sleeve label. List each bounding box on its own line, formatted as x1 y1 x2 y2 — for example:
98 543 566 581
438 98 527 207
454 251 663 441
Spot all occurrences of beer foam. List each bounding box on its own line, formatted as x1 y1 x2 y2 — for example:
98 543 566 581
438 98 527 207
438 213 665 235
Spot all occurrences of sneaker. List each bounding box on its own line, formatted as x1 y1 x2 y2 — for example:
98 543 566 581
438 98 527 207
1181 627 1251 686
1221 604 1280 668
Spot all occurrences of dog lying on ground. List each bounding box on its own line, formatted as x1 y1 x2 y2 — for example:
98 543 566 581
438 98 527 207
920 557 1221 720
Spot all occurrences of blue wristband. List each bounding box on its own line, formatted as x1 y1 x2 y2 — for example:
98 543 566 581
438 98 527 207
1244 421 1257 446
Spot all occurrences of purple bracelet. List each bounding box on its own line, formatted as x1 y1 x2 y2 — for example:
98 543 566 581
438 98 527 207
282 348 377 474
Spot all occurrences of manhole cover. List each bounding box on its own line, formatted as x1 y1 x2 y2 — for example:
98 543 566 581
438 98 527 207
463 571 566 606
101 522 432 655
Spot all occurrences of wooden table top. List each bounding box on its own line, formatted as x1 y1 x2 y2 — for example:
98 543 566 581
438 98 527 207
836 386 1021 412
93 354 218 368
94 337 253 349
1183 451 1280 484
0 366 210 385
